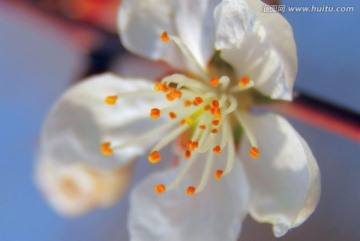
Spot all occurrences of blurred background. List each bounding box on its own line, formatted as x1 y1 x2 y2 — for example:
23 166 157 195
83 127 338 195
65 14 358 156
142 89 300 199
0 0 359 240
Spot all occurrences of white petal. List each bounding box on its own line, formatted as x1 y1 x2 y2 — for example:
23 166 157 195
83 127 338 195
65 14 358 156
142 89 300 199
174 0 220 69
215 0 297 100
118 0 187 69
128 156 249 241
245 0 297 98
35 160 134 217
119 0 222 73
239 113 320 237
214 0 254 50
40 73 165 170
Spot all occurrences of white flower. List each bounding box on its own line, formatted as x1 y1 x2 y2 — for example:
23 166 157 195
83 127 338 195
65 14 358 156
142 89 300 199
37 0 321 240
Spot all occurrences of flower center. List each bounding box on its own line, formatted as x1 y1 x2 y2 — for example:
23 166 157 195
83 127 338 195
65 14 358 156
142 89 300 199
100 31 261 196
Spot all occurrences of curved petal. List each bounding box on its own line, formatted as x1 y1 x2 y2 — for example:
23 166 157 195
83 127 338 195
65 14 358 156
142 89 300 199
174 0 220 69
214 0 297 100
239 113 320 237
118 0 220 73
40 73 165 170
128 154 249 241
35 160 134 217
118 0 187 69
245 0 297 98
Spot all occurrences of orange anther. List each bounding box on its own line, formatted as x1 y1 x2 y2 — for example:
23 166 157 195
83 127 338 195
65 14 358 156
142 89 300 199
212 120 219 126
213 145 221 154
199 125 206 130
167 89 182 101
212 100 219 108
168 112 177 119
214 170 224 180
160 31 170 43
150 108 161 119
154 184 166 194
105 96 118 105
249 146 260 158
186 186 196 195
184 100 192 107
179 119 186 126
100 142 113 156
166 93 175 101
173 90 182 98
188 141 198 151
184 150 191 159
148 151 161 163
211 128 218 134
214 108 222 120
194 97 203 104
239 76 250 87
209 77 220 87
154 83 166 92
204 105 211 111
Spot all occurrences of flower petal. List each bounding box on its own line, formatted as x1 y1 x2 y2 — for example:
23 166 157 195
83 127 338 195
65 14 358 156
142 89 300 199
174 0 220 69
128 155 249 241
40 73 165 170
119 0 222 73
36 160 134 217
239 113 320 237
118 0 186 69
214 0 297 100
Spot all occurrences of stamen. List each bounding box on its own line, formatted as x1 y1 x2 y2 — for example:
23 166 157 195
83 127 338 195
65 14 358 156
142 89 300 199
223 124 235 175
100 142 113 155
150 108 161 119
214 170 224 180
148 151 161 164
193 96 203 105
214 108 222 120
211 128 218 134
249 146 260 158
154 83 168 92
105 96 118 105
188 141 199 151
151 125 188 152
184 150 191 159
239 76 250 87
166 152 199 191
162 74 211 92
160 31 170 43
154 184 166 194
235 111 259 156
199 125 206 130
159 33 208 80
213 145 221 154
230 79 255 93
166 89 182 101
184 100 193 107
219 76 230 90
195 151 215 193
223 96 238 115
210 77 220 87
212 100 219 108
186 186 196 195
168 112 177 119
197 125 212 151
212 120 219 126
111 119 178 150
